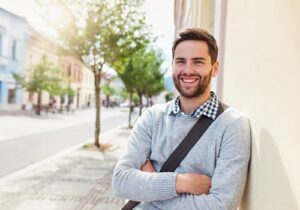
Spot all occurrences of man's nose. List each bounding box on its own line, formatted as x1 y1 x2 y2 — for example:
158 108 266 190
183 61 194 73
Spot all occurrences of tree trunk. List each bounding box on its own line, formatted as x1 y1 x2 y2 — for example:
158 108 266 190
36 91 42 115
128 92 133 128
60 95 65 113
94 70 102 148
106 95 110 108
138 93 143 116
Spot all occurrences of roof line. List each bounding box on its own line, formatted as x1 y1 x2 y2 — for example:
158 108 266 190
0 7 28 23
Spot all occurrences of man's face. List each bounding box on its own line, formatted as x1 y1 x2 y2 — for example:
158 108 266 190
172 40 218 98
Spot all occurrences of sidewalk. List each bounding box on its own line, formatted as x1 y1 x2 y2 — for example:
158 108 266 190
0 125 131 210
0 107 128 142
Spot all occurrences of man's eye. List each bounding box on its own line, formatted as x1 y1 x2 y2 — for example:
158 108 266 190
176 60 184 64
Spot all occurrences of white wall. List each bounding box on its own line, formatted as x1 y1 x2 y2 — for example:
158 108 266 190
219 0 300 209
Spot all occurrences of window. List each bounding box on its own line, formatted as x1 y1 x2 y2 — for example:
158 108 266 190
12 40 17 60
0 26 6 57
8 88 16 104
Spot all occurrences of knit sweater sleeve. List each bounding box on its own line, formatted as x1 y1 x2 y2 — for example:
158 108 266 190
152 115 251 210
112 107 178 202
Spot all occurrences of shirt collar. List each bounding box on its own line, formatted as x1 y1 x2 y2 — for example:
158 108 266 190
168 91 219 120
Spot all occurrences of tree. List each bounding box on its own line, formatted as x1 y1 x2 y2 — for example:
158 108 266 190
118 59 138 128
117 46 165 128
41 0 150 147
13 55 63 115
102 82 116 108
127 48 165 116
139 49 165 108
144 69 165 106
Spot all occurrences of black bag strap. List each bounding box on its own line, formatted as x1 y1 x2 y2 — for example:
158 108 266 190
122 102 227 210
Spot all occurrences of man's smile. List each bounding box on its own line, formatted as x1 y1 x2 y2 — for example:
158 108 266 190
179 76 200 85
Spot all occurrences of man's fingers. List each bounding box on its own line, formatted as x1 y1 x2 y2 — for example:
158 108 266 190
141 160 156 172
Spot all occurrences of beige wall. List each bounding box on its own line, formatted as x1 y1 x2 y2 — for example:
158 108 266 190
200 0 213 31
174 0 213 35
219 0 300 209
80 65 94 108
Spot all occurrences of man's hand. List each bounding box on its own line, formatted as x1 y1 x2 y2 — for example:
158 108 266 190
141 160 211 195
176 173 211 195
141 160 156 172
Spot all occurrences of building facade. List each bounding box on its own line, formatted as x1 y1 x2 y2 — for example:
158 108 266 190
80 64 95 108
59 55 86 109
174 0 300 209
0 8 28 109
23 26 59 108
25 28 95 110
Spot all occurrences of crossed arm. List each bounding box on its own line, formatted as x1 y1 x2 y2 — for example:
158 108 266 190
140 129 250 210
141 160 211 195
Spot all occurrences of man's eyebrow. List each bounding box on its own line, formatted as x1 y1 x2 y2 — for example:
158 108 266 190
174 57 206 61
192 57 206 61
174 57 186 61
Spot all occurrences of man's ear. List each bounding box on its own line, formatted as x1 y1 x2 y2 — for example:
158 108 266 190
211 61 219 77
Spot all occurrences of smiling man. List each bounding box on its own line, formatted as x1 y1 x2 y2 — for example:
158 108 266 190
113 28 251 210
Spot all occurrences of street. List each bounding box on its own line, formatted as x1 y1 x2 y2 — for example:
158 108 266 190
0 107 131 178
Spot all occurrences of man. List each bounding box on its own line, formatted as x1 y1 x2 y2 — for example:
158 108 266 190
113 28 251 210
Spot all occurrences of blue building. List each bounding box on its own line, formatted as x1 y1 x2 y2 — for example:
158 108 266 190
0 8 28 109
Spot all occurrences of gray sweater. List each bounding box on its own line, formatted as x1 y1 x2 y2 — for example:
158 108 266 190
113 101 251 210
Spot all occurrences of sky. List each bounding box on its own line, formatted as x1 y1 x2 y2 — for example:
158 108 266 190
0 0 174 76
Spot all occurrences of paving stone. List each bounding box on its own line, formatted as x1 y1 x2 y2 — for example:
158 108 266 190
0 197 25 209
101 187 115 198
14 200 78 210
0 126 132 210
36 181 94 197
63 167 107 180
93 202 126 210
0 179 39 193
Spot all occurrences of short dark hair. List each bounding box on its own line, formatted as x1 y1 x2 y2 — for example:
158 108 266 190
172 28 218 64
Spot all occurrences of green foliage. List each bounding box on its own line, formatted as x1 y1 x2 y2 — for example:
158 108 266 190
102 83 115 97
13 55 65 95
165 92 174 102
117 88 129 100
118 47 165 98
141 49 165 97
132 93 139 105
65 86 75 97
42 0 151 74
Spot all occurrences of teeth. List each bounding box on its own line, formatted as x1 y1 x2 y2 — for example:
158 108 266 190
182 78 196 83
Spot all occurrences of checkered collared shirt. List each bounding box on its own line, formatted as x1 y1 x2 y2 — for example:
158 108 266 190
169 91 219 120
